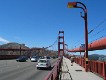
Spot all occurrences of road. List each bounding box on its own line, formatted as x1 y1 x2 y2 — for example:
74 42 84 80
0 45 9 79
0 58 57 80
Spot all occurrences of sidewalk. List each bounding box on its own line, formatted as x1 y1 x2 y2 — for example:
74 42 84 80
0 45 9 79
61 57 104 80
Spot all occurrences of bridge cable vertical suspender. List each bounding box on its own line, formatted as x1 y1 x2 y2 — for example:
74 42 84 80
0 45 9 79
58 31 64 57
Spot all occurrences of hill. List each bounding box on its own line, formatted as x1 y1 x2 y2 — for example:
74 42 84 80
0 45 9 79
89 54 106 61
0 43 58 57
0 42 29 55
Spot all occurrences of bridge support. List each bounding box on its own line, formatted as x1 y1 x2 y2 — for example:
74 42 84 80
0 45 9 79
58 31 64 57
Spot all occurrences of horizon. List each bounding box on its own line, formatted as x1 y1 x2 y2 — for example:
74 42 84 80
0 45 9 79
0 0 106 55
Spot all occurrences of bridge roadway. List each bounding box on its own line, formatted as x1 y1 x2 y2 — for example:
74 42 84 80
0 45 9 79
0 59 57 80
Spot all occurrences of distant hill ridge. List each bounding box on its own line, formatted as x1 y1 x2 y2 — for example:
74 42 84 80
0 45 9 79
89 54 106 61
0 42 29 55
0 42 29 49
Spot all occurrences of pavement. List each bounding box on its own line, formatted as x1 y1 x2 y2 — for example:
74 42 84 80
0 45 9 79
61 57 104 80
0 59 57 80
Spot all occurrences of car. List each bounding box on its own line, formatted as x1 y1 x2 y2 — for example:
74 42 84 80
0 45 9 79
46 56 50 59
39 56 45 59
30 56 39 62
43 56 50 59
51 56 55 59
36 59 51 69
16 56 27 62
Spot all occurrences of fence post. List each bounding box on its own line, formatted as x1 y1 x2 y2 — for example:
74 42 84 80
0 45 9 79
58 58 62 80
56 61 60 80
56 65 59 80
103 62 106 80
51 74 53 80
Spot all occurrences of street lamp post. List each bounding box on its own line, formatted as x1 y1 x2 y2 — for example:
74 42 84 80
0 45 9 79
68 2 88 72
20 44 21 56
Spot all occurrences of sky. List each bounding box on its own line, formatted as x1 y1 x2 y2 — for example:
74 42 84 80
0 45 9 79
0 0 106 55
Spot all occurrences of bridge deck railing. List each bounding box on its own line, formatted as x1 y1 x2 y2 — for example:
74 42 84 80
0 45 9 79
74 58 85 68
74 58 106 80
44 57 62 80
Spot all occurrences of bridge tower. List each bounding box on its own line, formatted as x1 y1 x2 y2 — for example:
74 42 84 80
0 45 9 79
58 31 64 57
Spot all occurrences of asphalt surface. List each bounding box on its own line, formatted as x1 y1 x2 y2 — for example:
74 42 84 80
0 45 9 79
0 58 57 80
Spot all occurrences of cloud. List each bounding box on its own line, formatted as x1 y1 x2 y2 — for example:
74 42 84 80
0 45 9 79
0 37 10 43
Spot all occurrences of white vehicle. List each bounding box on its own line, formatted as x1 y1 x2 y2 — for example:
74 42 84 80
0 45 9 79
44 56 51 59
30 56 39 62
36 59 51 69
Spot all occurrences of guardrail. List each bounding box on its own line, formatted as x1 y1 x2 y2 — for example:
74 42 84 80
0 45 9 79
74 58 85 68
89 61 106 80
74 58 106 80
44 57 62 80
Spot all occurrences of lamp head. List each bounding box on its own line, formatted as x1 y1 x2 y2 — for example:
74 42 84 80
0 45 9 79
68 2 77 8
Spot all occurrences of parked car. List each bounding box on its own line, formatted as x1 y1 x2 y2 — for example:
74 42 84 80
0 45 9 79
36 59 51 69
30 56 39 62
16 56 27 62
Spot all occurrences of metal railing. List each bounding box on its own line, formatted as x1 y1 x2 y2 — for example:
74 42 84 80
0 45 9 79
44 57 62 80
74 58 85 68
74 58 106 80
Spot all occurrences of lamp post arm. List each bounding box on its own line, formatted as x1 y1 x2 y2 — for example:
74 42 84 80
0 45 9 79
76 2 86 9
77 6 86 13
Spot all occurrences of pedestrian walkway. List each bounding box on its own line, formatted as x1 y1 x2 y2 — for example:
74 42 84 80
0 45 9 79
61 57 104 80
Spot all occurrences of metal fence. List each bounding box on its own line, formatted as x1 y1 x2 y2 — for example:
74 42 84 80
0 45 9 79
44 57 62 80
74 58 106 80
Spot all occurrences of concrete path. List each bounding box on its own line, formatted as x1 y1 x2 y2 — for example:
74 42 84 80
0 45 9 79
61 57 104 80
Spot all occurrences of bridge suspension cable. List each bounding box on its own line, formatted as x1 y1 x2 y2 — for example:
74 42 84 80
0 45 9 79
43 33 59 57
89 27 106 39
88 18 106 34
45 36 58 49
71 19 106 49
89 34 106 43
